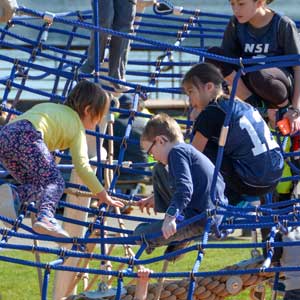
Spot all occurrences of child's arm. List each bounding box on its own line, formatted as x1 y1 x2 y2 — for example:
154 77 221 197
134 266 152 300
191 131 208 152
70 130 124 208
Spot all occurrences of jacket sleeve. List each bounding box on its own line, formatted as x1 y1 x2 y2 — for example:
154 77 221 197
168 149 193 213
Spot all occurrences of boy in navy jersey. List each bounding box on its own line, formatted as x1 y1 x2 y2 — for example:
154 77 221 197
207 0 300 134
182 62 284 205
134 113 228 258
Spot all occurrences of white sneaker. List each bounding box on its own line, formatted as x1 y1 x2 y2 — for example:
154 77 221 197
33 214 70 239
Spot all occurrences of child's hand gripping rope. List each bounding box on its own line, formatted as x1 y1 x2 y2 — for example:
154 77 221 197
96 190 124 208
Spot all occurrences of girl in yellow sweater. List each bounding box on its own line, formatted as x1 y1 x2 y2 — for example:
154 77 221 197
0 80 123 238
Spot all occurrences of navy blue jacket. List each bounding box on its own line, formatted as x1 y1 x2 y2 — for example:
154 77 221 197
167 143 227 217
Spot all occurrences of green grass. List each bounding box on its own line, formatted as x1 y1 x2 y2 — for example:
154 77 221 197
0 239 281 300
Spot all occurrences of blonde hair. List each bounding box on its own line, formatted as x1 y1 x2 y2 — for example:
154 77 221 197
141 113 183 143
64 80 109 122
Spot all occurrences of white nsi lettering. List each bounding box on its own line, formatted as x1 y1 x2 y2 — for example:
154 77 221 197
244 43 270 54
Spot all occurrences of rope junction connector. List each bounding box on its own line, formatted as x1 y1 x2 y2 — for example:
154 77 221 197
1 227 9 241
45 262 52 273
189 271 195 281
196 242 205 255
128 256 135 269
31 244 37 254
188 16 195 25
239 57 246 75
5 79 12 91
76 10 84 22
59 247 67 259
194 9 201 17
43 11 55 25
173 6 183 16
118 270 124 280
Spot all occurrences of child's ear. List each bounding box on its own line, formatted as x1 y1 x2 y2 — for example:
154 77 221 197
159 135 169 143
84 105 91 116
257 0 265 7
206 82 215 92
156 136 163 144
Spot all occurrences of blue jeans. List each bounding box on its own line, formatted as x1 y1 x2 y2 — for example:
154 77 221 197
81 0 136 81
284 289 300 300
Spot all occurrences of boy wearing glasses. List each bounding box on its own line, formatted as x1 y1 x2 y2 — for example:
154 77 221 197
134 113 228 260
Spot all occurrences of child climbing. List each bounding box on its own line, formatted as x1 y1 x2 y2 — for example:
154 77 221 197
0 80 123 238
135 113 228 258
207 0 300 133
183 62 284 205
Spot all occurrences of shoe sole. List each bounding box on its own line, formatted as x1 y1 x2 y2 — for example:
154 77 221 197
33 222 70 239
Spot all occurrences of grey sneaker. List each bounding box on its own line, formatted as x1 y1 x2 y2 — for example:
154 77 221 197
33 214 70 239
0 183 21 226
102 80 131 96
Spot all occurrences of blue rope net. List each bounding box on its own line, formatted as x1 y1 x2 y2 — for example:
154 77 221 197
1 1 300 299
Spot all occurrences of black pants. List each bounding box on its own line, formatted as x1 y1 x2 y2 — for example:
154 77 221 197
206 46 293 108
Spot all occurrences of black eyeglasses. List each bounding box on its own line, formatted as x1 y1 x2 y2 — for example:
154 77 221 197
146 139 156 156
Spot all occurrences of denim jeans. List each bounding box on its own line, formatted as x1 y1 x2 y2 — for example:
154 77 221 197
284 289 300 300
133 163 205 248
81 0 136 81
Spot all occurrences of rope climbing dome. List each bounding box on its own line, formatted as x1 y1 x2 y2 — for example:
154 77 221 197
1 1 300 300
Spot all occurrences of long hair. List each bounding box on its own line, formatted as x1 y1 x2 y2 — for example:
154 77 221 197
182 62 229 96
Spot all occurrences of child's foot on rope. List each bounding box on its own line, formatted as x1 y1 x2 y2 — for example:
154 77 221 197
112 82 131 94
108 83 131 97
33 214 70 239
101 79 131 96
164 241 190 262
